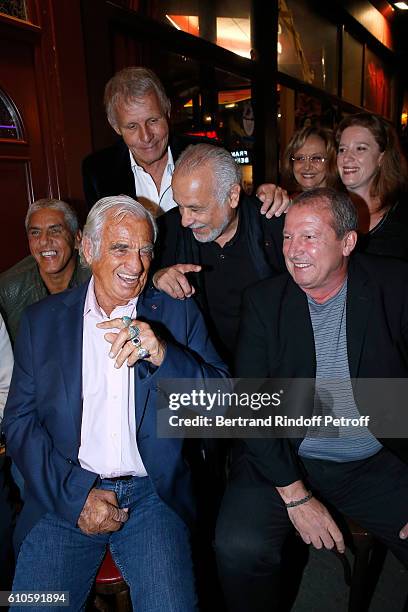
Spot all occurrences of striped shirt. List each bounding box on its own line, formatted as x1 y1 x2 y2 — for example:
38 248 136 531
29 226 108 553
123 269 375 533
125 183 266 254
299 279 382 462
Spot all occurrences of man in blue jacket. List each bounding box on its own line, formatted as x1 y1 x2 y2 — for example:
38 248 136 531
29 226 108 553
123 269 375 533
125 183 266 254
4 195 227 611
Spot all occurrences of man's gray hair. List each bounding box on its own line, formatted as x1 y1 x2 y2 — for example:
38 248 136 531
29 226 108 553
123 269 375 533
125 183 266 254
175 144 242 206
80 195 158 265
25 198 79 236
104 67 171 128
291 187 358 238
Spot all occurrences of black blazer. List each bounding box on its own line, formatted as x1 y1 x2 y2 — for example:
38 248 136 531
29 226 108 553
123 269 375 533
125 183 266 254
82 135 211 211
235 253 408 486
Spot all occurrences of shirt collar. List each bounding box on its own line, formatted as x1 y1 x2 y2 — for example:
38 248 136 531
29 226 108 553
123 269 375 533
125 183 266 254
129 146 174 177
84 277 138 320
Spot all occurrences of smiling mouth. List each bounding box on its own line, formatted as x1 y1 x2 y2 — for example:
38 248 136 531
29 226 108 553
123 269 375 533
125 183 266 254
117 272 140 284
341 167 359 175
292 262 312 269
40 250 57 257
140 143 159 151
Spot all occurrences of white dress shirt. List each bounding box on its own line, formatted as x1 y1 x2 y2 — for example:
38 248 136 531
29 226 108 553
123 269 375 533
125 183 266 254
79 278 147 478
130 146 176 216
0 314 13 423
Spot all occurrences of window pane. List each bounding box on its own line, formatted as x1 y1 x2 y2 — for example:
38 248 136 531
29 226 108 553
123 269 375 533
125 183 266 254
0 0 27 20
215 68 253 193
342 31 363 106
364 48 393 119
401 91 408 161
146 0 252 58
0 91 22 139
278 0 338 94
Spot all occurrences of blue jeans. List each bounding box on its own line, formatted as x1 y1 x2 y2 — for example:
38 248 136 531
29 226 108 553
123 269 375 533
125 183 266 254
13 476 198 611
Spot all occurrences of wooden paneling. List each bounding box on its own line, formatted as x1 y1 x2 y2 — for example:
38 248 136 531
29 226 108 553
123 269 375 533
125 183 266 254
0 32 48 272
0 159 31 270
0 1 93 272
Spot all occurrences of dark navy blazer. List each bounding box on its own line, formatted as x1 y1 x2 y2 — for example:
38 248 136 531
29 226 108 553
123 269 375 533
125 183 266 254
3 281 228 550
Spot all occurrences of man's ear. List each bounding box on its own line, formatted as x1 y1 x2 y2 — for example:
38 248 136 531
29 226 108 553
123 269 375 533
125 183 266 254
228 183 241 209
81 236 93 266
343 230 357 256
74 229 82 250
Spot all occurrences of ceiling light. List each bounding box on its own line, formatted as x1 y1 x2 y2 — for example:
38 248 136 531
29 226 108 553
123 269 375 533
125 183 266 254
394 2 408 9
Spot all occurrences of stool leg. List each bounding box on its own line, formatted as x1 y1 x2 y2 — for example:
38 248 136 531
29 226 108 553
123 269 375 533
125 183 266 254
115 587 132 612
93 593 110 611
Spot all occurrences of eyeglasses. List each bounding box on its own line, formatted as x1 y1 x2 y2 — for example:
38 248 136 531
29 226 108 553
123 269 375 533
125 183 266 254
291 155 327 166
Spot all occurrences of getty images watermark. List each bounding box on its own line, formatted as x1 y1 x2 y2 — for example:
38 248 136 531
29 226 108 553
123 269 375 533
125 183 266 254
156 378 408 438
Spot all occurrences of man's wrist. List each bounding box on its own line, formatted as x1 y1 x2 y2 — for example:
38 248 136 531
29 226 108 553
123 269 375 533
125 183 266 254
276 480 309 505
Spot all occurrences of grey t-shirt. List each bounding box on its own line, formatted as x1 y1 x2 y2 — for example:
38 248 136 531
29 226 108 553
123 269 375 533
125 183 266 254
299 280 382 462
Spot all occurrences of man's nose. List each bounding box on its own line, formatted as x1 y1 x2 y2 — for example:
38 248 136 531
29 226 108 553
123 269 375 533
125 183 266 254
286 236 302 258
38 231 51 246
180 209 194 228
126 251 144 273
139 125 153 143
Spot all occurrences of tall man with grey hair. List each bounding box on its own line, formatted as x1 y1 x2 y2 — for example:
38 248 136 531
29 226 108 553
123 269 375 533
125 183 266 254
4 195 227 611
216 187 408 611
154 143 286 365
0 198 88 343
82 67 186 215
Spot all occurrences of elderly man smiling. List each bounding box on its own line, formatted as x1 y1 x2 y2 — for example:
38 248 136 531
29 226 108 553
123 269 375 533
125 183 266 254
4 195 227 611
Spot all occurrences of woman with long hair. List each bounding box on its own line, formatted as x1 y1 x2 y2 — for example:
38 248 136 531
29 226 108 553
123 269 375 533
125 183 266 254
336 112 408 259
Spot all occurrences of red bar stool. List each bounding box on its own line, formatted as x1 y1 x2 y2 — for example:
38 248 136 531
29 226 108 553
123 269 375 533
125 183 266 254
94 549 131 611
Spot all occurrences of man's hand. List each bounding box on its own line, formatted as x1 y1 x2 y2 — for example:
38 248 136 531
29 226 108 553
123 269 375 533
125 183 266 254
277 480 345 553
78 488 128 535
287 497 345 553
399 522 408 540
97 318 166 368
256 183 291 218
153 264 201 300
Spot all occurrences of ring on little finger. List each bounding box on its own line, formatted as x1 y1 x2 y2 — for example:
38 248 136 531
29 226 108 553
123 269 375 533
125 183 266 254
137 346 150 359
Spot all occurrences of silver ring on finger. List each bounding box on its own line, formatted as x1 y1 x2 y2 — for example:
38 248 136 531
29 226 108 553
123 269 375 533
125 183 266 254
137 346 150 359
128 325 140 341
131 336 141 347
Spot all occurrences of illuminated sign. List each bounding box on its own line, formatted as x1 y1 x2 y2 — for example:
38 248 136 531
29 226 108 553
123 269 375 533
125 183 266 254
231 150 250 164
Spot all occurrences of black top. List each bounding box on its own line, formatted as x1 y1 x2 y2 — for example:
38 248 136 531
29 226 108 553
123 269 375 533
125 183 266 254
198 212 260 362
155 196 286 367
356 199 408 261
